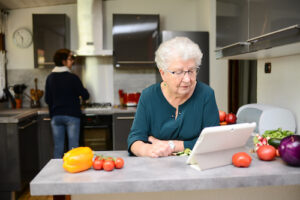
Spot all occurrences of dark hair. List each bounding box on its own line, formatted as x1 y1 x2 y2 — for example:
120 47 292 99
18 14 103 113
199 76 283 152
53 48 71 66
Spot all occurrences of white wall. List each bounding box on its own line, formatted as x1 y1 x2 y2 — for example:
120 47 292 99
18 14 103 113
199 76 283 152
257 54 300 133
208 0 228 112
6 4 77 69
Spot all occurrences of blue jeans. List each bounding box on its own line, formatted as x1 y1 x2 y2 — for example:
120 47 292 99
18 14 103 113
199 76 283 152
51 115 81 158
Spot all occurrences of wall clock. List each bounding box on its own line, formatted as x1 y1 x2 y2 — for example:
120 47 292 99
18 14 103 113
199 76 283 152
12 28 33 48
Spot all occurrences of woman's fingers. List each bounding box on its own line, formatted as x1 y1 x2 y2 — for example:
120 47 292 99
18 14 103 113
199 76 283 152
151 142 173 157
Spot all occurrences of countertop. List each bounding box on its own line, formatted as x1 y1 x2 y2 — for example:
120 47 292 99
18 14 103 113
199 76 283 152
0 108 39 123
0 107 136 123
30 151 300 196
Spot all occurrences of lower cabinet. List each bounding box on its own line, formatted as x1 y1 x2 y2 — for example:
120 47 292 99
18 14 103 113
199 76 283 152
113 113 135 150
37 114 54 170
0 115 39 199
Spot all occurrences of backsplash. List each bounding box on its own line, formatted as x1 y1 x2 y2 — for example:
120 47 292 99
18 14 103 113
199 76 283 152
7 68 52 108
4 66 158 109
113 67 158 105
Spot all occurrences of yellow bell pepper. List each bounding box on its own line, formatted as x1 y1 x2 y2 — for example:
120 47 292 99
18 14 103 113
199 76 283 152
63 147 94 173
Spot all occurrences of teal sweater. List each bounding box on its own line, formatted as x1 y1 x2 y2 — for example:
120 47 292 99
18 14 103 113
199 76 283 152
127 82 220 155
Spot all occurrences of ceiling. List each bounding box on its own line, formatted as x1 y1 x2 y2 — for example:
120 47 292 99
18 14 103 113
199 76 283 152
0 0 76 10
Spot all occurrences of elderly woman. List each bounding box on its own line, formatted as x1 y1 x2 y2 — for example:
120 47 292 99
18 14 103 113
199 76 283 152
127 37 219 157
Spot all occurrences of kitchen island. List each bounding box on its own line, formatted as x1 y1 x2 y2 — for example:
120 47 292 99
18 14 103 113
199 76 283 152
30 151 300 200
0 107 136 200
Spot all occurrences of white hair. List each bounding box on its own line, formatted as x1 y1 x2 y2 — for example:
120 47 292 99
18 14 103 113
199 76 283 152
155 37 203 71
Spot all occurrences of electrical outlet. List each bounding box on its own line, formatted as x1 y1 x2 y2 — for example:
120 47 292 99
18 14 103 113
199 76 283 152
265 62 271 73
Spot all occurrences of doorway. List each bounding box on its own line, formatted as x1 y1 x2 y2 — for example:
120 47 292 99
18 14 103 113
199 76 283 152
228 60 257 114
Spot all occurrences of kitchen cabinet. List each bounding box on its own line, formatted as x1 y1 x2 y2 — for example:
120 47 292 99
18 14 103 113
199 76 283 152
249 0 300 39
216 0 248 47
33 14 70 68
216 0 300 59
37 114 54 170
113 14 159 68
0 115 39 200
113 112 135 150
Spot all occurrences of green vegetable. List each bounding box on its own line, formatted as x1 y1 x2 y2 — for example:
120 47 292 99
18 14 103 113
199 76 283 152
252 128 295 151
262 128 294 139
268 138 281 148
175 148 191 156
253 136 259 145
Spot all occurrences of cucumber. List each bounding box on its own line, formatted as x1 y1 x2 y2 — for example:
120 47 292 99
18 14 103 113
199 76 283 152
268 138 281 148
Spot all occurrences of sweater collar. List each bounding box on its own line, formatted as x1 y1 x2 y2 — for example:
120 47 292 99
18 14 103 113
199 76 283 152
52 66 71 73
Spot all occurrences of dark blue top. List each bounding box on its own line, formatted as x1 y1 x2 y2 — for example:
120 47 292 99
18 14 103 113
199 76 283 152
45 71 89 118
127 82 219 155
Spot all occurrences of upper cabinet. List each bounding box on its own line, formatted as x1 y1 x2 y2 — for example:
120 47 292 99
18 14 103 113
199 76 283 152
112 14 160 68
216 0 300 59
216 0 248 48
249 0 300 39
33 14 70 68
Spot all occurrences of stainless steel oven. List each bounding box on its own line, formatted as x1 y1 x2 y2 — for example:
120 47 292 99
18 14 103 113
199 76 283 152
81 114 113 151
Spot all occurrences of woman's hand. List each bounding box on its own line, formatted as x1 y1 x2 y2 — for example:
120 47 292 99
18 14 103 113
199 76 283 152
131 137 184 158
148 136 173 157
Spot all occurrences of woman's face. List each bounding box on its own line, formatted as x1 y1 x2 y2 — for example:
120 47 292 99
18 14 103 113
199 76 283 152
62 53 75 68
160 58 198 97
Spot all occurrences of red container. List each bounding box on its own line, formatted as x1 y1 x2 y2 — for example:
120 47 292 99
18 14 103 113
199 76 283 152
118 89 124 106
122 92 141 106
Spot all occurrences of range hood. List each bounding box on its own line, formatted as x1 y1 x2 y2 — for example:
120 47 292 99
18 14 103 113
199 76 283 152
76 0 112 56
77 0 114 104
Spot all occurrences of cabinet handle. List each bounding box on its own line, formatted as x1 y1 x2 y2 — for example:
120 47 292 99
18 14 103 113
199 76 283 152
84 125 110 128
18 120 37 130
215 42 250 51
247 24 300 43
43 118 51 121
117 61 155 64
116 116 135 120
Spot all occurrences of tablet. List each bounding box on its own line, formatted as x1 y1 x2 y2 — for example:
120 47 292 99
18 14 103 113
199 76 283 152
186 122 256 171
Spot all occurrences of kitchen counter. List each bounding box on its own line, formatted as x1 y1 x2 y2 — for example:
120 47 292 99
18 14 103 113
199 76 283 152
30 151 300 199
0 108 39 123
0 107 136 123
82 106 137 115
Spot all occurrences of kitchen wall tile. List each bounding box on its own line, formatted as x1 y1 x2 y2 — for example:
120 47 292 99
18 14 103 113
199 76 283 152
7 68 52 108
113 67 158 105
6 66 159 108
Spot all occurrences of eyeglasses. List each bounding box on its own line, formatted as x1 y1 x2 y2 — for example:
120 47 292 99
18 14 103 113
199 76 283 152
67 55 75 61
165 67 199 79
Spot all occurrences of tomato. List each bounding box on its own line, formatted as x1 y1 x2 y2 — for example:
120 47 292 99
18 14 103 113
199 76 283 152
93 157 104 170
232 152 252 167
105 157 114 161
103 160 115 171
226 113 237 124
115 157 125 169
219 110 226 122
257 145 276 161
219 121 227 126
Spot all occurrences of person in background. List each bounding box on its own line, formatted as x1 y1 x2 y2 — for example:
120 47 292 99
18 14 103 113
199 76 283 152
45 48 89 158
127 37 219 157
